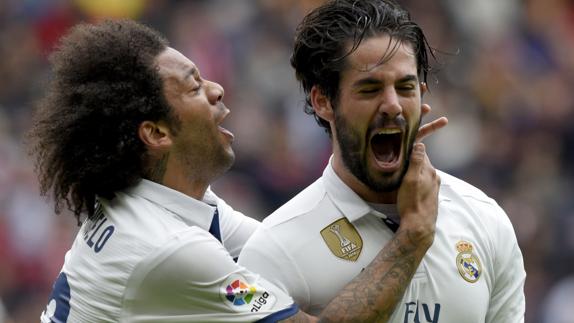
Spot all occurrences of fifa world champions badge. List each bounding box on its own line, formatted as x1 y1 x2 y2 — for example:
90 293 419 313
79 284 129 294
455 240 482 283
320 218 363 261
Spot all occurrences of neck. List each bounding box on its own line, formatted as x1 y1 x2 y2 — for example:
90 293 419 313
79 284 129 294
146 152 210 200
162 174 209 200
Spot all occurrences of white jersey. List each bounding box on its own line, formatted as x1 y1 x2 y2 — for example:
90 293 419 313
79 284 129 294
41 179 298 323
239 161 525 323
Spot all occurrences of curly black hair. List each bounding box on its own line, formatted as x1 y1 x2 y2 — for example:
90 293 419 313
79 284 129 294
291 0 434 134
28 19 178 223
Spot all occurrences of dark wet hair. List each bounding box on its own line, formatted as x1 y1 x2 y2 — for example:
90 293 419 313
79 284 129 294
291 0 433 134
28 19 177 222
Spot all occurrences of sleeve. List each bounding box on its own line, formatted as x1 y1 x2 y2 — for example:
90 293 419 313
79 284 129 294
216 195 260 260
238 225 311 310
120 226 298 323
485 202 526 323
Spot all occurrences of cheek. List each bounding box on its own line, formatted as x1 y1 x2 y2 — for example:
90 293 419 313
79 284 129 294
338 98 372 125
402 98 422 120
337 111 371 138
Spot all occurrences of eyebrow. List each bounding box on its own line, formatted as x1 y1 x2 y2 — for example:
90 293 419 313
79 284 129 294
352 77 381 88
352 74 419 88
398 74 418 83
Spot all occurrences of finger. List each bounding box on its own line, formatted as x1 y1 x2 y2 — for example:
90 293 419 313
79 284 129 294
423 143 433 168
419 143 438 182
416 117 448 142
408 142 426 171
417 117 447 141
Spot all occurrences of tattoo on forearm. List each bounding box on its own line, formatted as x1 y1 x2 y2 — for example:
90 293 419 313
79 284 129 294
316 229 422 323
147 153 169 183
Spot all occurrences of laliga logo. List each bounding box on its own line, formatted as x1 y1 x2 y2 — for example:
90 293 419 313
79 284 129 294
225 279 257 306
222 277 271 312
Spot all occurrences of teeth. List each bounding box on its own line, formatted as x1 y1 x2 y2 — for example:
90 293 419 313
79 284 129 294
377 129 401 135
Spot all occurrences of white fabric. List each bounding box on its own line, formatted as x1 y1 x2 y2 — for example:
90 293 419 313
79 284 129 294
239 161 526 322
41 179 296 323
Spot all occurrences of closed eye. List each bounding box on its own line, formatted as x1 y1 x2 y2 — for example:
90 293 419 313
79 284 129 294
359 87 380 94
189 83 202 95
396 84 416 93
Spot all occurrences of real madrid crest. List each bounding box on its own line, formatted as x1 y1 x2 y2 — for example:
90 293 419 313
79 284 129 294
320 218 363 261
455 240 482 283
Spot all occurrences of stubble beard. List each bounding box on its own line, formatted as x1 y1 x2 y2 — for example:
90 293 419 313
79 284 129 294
334 111 420 193
176 133 235 183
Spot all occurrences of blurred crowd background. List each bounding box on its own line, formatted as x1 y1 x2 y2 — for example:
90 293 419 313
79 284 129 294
0 0 573 322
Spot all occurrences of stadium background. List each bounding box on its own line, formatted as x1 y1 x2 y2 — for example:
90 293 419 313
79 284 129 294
0 0 573 322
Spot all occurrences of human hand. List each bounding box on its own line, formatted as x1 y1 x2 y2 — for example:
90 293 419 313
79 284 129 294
396 104 445 248
396 143 439 248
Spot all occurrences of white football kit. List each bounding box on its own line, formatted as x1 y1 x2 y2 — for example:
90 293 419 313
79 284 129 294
239 161 526 323
41 179 298 323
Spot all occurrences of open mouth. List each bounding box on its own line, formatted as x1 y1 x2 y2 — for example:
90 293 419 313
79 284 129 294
217 107 235 141
370 128 403 165
218 125 235 141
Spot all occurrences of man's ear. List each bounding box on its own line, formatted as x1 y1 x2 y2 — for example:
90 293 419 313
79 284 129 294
310 85 334 123
138 120 172 150
420 81 428 97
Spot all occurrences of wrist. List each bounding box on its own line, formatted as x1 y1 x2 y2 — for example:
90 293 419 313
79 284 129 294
396 220 435 249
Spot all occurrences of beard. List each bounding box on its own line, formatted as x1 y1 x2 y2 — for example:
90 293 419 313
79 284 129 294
334 110 420 193
174 130 235 183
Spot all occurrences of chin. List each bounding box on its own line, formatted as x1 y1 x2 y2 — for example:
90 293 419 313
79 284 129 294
366 161 408 193
368 174 403 192
221 151 235 170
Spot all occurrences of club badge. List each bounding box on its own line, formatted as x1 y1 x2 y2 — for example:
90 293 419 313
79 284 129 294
455 240 482 283
320 218 363 261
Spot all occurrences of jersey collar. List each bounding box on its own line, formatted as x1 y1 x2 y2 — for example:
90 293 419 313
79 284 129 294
322 158 373 223
322 157 448 223
125 179 217 232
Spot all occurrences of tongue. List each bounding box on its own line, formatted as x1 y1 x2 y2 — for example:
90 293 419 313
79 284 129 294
372 136 396 163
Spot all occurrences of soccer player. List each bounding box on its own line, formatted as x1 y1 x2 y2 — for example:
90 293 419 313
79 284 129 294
30 19 445 322
239 0 526 322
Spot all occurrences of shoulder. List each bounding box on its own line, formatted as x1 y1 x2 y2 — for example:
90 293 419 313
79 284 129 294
129 226 236 284
438 170 506 217
103 191 184 242
210 189 259 227
240 177 332 264
262 178 327 228
242 176 342 263
438 170 493 204
437 170 515 234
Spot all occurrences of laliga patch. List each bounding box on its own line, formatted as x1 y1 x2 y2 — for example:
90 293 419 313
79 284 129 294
220 274 275 312
455 240 482 283
320 218 363 261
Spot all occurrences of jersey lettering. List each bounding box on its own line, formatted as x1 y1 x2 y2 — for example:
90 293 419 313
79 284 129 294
93 225 115 252
83 205 115 253
404 301 441 323
41 272 71 323
250 291 270 312
85 217 107 247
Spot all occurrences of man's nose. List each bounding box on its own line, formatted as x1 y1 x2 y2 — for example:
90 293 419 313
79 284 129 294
206 80 224 105
378 88 402 118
